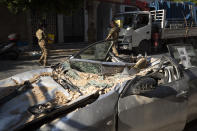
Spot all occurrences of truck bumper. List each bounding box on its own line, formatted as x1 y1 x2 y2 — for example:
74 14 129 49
118 43 130 50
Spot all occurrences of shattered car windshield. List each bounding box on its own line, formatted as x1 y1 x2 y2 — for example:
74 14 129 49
168 44 197 68
74 41 112 61
113 13 136 28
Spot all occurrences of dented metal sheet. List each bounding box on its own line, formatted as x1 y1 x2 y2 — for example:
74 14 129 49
0 75 70 130
0 62 135 131
0 57 157 131
39 85 122 131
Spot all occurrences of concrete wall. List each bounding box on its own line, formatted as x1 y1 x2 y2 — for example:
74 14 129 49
0 6 30 42
97 2 111 40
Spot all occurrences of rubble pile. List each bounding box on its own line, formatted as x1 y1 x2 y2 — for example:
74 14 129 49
0 57 161 128
2 58 160 112
52 91 70 106
50 60 159 106
26 58 160 109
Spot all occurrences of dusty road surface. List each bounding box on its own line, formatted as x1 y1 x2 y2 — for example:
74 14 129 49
0 46 81 80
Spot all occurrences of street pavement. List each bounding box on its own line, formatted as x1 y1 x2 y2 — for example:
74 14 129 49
0 43 86 80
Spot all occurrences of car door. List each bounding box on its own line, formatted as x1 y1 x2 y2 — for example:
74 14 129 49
132 13 151 48
117 57 189 131
167 44 197 122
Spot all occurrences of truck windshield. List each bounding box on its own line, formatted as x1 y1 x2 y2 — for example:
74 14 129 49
113 14 136 28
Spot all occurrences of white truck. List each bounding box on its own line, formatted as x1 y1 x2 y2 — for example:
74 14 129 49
114 9 197 54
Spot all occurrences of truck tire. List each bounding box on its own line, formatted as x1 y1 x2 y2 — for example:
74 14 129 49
6 50 19 60
137 40 152 55
186 39 197 49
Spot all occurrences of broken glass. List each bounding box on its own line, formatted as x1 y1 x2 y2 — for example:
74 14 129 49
70 61 102 74
75 41 112 61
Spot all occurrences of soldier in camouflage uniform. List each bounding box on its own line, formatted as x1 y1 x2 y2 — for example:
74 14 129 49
106 21 120 56
36 24 48 67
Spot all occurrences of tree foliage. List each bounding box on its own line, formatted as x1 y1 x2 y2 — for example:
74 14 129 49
0 0 84 14
170 0 197 4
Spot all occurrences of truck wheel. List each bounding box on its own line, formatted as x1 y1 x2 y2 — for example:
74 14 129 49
186 39 197 49
137 40 151 55
147 41 152 54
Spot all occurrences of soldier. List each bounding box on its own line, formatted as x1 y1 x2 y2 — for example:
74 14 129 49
106 21 120 56
36 23 48 67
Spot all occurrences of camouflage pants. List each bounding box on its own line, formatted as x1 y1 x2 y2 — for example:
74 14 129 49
112 41 119 56
38 40 48 66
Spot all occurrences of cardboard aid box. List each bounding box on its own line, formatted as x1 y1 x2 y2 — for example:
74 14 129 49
48 34 55 44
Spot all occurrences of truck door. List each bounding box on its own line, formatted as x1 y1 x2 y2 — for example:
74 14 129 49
117 58 189 131
131 13 151 48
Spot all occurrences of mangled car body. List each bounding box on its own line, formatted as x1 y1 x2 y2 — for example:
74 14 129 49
1 40 197 131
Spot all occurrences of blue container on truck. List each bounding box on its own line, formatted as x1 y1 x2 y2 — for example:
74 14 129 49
149 0 197 25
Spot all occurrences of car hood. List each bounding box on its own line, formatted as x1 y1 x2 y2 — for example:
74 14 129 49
0 52 160 130
0 62 136 130
0 68 67 130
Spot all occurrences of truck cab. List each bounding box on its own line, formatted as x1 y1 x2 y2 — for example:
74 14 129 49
114 8 197 54
113 11 152 53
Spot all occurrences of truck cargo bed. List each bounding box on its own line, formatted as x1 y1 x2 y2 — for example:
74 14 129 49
161 27 197 39
151 9 197 39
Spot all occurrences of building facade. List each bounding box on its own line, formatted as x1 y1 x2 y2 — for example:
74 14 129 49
0 0 140 46
0 5 31 43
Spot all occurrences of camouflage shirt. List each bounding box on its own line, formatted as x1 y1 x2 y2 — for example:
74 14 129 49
36 29 46 41
107 27 120 41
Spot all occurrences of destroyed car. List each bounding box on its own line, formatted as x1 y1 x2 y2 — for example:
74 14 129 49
0 40 197 131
